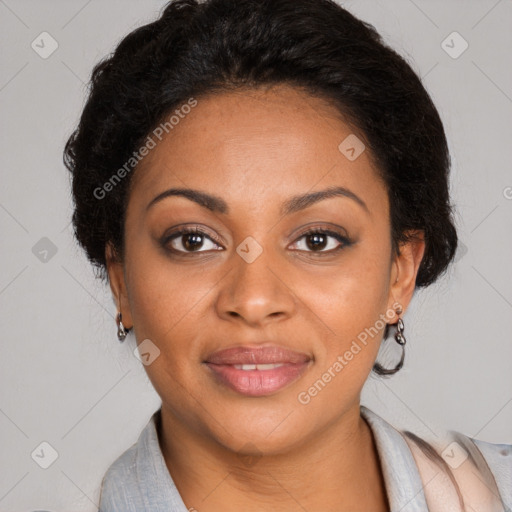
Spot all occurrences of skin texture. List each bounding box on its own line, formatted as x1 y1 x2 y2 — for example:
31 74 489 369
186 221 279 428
106 84 425 511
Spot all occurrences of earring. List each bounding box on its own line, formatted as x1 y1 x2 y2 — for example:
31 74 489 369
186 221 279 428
116 312 130 342
373 306 407 376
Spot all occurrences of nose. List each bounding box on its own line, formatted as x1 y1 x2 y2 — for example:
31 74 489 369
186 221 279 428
215 244 297 327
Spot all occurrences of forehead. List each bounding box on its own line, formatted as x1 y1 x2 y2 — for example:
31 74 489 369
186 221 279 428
127 84 387 216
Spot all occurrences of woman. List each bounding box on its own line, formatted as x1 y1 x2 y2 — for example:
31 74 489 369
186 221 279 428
63 0 511 510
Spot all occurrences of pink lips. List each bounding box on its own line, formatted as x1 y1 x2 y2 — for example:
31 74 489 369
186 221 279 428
204 345 311 397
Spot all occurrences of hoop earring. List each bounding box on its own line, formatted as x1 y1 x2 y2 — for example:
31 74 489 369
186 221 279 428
373 308 407 376
116 312 131 342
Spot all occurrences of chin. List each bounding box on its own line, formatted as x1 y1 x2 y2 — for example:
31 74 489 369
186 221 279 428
202 403 312 457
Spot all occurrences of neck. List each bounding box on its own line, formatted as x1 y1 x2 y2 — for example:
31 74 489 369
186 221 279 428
157 403 389 511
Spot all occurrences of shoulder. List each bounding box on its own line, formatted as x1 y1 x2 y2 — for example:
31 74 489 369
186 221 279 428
361 406 511 511
98 410 160 511
470 435 512 508
98 409 188 512
404 426 511 511
99 441 144 512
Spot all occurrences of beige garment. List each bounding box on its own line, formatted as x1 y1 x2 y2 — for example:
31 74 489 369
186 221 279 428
401 429 507 511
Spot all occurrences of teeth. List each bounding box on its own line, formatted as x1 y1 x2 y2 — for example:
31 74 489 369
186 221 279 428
233 363 285 371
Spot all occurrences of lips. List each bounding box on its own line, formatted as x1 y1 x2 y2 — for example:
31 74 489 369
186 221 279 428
205 345 311 365
204 345 311 396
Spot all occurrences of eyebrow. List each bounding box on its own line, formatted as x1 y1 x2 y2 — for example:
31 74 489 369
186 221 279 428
145 185 369 216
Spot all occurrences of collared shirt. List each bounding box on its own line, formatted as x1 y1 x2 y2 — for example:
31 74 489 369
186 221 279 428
98 405 511 511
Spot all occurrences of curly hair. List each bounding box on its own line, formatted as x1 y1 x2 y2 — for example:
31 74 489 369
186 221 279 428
63 0 457 300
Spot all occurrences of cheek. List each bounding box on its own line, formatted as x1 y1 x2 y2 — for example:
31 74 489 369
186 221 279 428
293 248 391 373
124 241 216 339
303 247 391 325
124 250 224 405
293 270 389 414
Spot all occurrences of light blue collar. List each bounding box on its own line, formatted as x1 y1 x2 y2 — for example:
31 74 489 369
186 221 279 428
100 405 429 511
360 405 428 511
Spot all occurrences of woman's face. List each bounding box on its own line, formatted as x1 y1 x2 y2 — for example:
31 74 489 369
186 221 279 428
107 84 424 454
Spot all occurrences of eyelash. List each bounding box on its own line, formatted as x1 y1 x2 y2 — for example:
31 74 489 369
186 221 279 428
161 225 352 256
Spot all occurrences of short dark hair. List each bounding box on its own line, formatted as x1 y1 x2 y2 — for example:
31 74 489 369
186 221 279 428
64 0 457 289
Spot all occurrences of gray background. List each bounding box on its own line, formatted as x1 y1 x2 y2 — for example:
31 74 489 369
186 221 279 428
1 0 511 510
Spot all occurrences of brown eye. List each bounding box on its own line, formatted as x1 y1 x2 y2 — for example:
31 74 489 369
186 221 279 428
291 228 351 253
163 227 223 254
180 232 206 251
305 232 328 251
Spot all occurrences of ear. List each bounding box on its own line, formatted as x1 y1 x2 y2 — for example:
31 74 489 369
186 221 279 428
105 242 133 328
387 230 426 318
